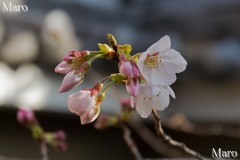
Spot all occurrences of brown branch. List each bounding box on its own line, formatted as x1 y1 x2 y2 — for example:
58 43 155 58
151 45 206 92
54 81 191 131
161 113 240 139
152 109 207 160
121 125 143 160
128 120 187 157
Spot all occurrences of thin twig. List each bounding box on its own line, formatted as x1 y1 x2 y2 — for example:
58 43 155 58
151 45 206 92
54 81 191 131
152 109 207 160
121 124 143 160
40 143 48 160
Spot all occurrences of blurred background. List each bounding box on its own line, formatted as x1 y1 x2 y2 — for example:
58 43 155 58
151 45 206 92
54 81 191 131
0 0 240 159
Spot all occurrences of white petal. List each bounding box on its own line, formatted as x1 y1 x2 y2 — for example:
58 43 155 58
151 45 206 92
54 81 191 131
142 66 176 85
135 92 152 118
137 51 148 73
161 49 187 74
139 83 154 97
147 35 171 53
152 91 170 111
130 96 137 108
164 86 175 99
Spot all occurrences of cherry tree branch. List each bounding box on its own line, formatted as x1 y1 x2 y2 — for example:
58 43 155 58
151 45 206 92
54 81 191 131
121 125 143 160
152 109 207 160
128 120 187 157
161 113 240 139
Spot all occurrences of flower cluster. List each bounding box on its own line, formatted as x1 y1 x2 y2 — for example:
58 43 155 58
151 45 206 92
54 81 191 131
55 34 187 124
17 108 67 151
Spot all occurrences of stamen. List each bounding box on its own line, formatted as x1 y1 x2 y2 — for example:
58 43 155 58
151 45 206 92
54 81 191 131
145 54 159 68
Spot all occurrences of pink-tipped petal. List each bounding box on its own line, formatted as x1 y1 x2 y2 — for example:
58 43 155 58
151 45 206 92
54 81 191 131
126 79 139 97
130 59 140 78
67 90 96 116
59 70 83 93
55 61 73 74
119 61 133 78
119 54 127 62
80 108 100 125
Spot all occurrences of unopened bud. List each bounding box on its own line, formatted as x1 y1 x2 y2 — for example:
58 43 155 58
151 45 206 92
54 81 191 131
59 70 84 93
64 50 90 62
57 142 67 152
17 108 38 127
54 130 66 141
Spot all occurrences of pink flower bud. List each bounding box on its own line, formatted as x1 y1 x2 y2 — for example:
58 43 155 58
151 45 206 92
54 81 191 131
126 78 139 97
80 107 100 125
54 130 66 141
119 61 133 78
64 50 90 62
17 108 37 126
55 61 73 74
63 51 75 62
78 61 91 74
120 98 131 107
57 142 67 152
130 59 140 78
68 90 96 116
119 54 127 62
59 70 84 93
90 83 103 96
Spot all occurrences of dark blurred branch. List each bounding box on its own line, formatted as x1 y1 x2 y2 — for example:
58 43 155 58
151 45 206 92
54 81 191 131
0 156 38 160
128 120 186 157
161 113 240 139
152 109 207 160
121 125 143 160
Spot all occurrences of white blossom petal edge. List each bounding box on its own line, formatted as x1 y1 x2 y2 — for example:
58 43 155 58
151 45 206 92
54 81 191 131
137 35 187 85
131 83 175 118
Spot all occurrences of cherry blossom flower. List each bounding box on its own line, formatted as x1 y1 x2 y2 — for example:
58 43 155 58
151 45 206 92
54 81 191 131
131 83 175 118
137 35 187 86
68 90 96 116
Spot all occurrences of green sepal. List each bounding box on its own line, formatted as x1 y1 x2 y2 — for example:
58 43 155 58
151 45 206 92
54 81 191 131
111 73 125 84
132 53 141 62
117 44 132 59
31 126 44 140
107 33 118 47
98 43 113 54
